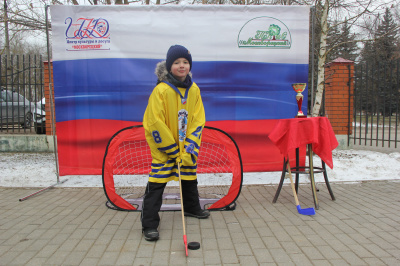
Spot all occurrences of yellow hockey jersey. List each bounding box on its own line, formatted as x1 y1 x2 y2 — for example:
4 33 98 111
143 74 206 183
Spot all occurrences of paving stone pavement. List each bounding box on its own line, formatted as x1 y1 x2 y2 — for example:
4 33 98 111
1 180 400 266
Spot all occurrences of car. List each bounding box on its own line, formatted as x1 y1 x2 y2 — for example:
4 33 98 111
33 98 46 134
0 89 33 129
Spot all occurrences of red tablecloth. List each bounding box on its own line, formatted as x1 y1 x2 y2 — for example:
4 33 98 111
268 117 339 169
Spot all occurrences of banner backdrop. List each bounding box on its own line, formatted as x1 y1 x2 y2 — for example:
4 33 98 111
50 5 310 176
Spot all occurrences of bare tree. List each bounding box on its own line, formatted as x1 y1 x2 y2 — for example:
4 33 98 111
0 0 50 55
280 0 398 117
3 0 11 57
311 0 399 116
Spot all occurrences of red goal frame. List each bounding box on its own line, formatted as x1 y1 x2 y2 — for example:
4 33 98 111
102 125 243 211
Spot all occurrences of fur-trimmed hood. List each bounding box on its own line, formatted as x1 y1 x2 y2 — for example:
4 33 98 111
155 61 192 83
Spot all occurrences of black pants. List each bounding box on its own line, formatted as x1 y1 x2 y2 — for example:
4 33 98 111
141 180 202 229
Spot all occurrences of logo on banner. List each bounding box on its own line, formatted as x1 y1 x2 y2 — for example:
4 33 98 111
237 17 291 49
65 17 111 51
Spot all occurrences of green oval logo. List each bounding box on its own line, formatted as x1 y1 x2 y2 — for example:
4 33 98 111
238 16 292 49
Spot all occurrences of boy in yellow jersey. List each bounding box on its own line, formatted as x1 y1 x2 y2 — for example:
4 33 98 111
142 45 209 241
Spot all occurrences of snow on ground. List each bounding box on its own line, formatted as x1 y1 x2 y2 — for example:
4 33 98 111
1 149 400 188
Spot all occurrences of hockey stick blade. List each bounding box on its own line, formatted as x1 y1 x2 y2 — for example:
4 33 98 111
183 235 188 256
287 158 315 216
297 205 316 215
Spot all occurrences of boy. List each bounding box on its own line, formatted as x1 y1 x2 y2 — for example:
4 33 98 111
141 45 209 241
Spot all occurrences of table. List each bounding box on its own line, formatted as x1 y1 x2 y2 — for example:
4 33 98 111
268 117 339 209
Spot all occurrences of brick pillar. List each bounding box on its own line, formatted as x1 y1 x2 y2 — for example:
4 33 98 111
324 57 354 136
43 61 56 136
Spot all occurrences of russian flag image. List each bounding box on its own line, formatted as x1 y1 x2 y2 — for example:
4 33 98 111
51 5 310 175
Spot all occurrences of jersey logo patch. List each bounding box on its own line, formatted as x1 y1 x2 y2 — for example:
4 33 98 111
186 143 195 154
178 109 188 142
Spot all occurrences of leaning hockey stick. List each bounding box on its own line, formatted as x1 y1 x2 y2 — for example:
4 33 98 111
286 158 315 216
178 162 189 256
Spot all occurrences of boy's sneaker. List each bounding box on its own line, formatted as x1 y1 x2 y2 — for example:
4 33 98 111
143 228 159 241
184 209 210 219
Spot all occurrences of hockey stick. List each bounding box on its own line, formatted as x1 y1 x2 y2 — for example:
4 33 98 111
178 162 189 256
286 158 316 216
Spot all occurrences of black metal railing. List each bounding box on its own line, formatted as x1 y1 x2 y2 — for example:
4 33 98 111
352 59 400 148
0 54 45 134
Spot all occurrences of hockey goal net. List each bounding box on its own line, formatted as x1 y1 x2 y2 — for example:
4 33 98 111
102 125 243 211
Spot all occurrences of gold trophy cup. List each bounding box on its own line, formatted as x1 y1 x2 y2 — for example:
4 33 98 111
292 83 307 118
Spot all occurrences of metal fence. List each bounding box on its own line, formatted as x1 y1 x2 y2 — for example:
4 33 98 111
0 54 45 134
352 59 400 149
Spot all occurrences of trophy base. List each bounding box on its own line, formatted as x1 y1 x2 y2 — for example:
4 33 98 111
295 112 306 118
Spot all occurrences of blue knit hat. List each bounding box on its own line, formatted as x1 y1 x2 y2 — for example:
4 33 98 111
166 45 192 72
